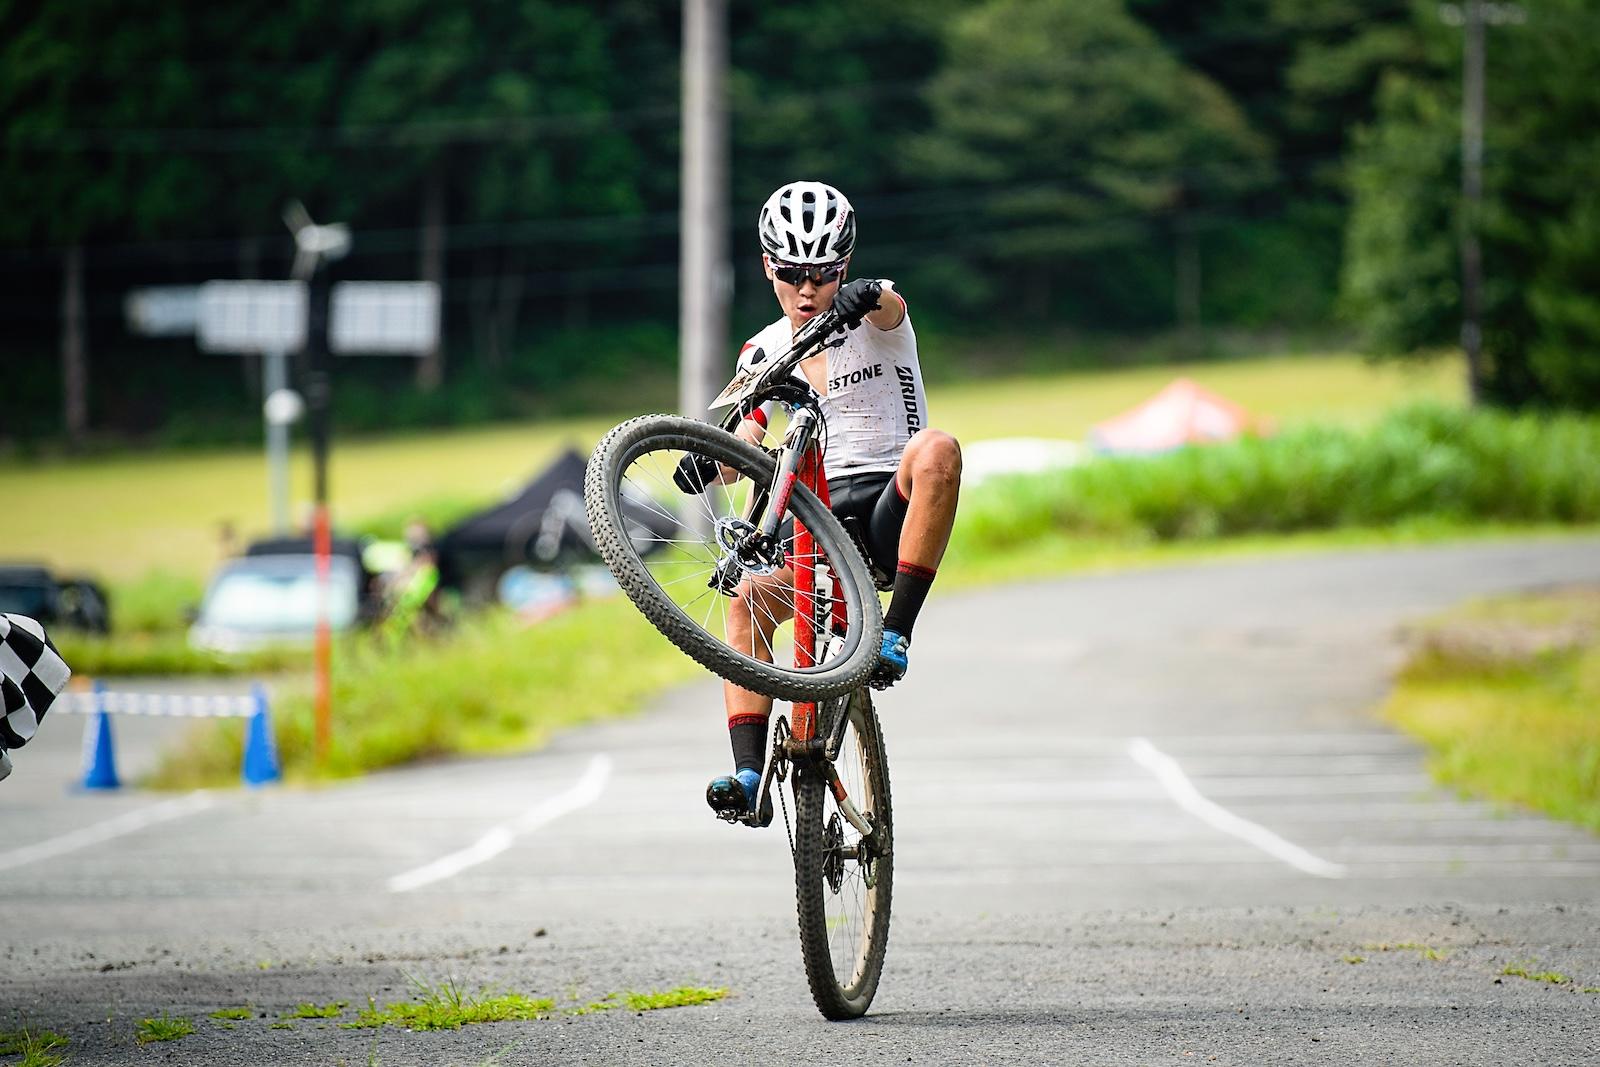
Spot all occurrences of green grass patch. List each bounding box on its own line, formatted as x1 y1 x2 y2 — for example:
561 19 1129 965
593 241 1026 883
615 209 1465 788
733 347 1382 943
1502 962 1572 986
208 1006 252 1021
134 1013 195 1044
341 977 726 1032
149 597 699 786
0 1026 68 1067
343 977 554 1032
1363 941 1447 960
617 988 727 1012
281 1001 346 1020
0 419 613 584
1381 587 1600 833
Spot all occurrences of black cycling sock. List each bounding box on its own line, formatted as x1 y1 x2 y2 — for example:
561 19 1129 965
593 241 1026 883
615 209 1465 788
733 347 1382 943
728 714 769 775
882 561 936 641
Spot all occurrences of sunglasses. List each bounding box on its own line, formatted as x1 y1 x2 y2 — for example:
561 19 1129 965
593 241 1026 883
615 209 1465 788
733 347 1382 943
770 260 847 287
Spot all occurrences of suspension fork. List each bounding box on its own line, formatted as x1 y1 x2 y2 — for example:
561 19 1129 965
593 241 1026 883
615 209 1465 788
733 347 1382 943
711 406 820 597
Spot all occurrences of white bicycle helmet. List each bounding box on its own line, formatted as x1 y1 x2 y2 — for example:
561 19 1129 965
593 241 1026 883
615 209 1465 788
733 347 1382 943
757 181 856 264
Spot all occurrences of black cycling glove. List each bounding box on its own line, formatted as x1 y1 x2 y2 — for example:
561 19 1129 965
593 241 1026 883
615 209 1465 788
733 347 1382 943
673 453 722 494
833 278 883 329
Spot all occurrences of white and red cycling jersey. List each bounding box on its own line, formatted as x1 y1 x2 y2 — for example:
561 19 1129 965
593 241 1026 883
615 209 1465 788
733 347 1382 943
735 299 928 481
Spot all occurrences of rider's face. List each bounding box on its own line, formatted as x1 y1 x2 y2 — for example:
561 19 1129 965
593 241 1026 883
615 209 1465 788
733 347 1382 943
766 255 846 330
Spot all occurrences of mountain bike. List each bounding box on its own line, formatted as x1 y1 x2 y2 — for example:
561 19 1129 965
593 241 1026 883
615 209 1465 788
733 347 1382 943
584 306 893 1019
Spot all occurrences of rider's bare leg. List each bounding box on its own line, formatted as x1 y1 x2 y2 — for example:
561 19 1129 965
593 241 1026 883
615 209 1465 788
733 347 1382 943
723 566 794 718
894 429 962 570
882 429 961 665
715 568 794 811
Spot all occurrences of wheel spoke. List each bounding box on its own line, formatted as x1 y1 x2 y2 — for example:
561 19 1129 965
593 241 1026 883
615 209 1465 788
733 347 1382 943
594 420 879 703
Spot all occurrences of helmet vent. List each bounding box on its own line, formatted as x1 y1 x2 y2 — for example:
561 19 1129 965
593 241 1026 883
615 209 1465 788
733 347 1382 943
758 181 855 264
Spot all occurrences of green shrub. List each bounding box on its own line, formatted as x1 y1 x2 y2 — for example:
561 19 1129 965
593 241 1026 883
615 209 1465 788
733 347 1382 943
148 597 697 786
345 494 492 542
54 632 306 677
953 405 1600 553
108 570 204 635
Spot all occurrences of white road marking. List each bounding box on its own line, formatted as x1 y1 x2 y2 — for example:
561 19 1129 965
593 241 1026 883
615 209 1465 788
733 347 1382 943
1128 738 1347 879
0 792 214 874
387 754 612 893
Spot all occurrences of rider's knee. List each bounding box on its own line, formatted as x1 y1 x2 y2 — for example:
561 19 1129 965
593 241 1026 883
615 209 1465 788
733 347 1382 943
910 430 961 488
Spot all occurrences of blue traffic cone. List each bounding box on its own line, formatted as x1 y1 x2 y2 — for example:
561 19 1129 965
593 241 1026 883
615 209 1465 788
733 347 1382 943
241 683 281 787
80 682 120 790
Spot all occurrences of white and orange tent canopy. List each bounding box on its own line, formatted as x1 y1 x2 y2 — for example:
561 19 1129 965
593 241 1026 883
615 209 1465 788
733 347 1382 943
1089 378 1266 454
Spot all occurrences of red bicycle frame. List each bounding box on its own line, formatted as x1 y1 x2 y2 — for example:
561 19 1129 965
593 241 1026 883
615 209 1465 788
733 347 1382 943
789 445 846 746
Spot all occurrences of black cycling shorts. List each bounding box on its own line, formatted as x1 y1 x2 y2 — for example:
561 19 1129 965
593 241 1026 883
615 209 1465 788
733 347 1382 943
777 472 906 586
825 471 908 583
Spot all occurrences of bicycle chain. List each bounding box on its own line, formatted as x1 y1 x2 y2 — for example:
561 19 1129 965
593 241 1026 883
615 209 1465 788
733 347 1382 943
773 715 795 856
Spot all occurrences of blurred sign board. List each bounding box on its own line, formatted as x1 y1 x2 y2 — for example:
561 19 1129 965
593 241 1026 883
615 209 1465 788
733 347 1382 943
329 282 440 355
197 281 308 354
125 286 201 337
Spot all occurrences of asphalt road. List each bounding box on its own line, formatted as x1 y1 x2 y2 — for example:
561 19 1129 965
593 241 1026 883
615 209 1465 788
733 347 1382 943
3 539 1599 1065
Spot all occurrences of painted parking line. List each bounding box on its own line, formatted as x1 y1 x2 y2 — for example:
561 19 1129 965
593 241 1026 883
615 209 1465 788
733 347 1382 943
1128 738 1347 879
0 792 214 874
387 754 612 893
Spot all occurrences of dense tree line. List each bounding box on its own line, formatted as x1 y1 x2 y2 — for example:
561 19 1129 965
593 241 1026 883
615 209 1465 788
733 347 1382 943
1 0 1594 447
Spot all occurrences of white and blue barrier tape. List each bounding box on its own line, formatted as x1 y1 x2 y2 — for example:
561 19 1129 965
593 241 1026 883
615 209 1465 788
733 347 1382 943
56 681 281 788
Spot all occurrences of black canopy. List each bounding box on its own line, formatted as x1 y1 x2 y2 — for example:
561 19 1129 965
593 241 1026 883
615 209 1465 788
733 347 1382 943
436 447 677 594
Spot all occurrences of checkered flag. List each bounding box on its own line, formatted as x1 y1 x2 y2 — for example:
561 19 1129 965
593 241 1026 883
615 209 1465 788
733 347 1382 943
2 613 72 779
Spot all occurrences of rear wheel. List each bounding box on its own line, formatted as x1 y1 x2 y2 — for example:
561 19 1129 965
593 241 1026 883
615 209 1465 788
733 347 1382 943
793 688 893 1019
584 415 882 702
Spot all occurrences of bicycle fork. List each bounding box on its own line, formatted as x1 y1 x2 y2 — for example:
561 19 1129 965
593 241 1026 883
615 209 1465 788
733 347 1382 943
708 405 819 598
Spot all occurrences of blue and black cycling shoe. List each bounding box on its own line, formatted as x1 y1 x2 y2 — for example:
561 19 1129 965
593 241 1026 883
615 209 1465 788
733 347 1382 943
869 629 909 689
706 767 771 827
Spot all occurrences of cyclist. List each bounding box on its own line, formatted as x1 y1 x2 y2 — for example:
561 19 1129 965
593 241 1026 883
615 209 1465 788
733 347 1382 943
703 180 961 820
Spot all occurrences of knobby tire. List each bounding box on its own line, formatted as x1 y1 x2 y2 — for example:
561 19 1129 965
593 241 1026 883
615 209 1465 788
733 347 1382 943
585 414 883 702
793 688 893 1019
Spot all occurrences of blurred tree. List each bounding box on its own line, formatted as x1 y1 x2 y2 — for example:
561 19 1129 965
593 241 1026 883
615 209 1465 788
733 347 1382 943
1127 1 1426 330
1129 1 1422 190
334 1 666 381
724 4 955 332
905 0 1270 328
1344 0 1600 409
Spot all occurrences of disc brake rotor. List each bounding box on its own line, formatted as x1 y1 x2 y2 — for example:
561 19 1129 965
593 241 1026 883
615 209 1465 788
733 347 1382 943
714 516 784 575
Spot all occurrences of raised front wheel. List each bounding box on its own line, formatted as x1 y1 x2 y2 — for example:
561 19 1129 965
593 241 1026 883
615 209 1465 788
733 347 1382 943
584 415 883 702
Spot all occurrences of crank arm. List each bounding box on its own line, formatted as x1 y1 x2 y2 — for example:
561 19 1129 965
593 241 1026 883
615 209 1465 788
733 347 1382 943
738 715 791 829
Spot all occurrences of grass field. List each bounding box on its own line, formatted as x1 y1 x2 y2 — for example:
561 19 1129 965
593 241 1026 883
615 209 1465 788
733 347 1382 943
1382 587 1600 832
1 351 1460 584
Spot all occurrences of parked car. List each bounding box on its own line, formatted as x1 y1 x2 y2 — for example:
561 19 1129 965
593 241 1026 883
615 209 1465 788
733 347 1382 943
187 537 381 653
0 564 111 634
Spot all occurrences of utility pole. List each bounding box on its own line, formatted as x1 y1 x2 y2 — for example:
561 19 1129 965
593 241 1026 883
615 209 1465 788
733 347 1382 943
61 244 88 446
1460 1 1486 405
286 201 350 764
679 0 730 419
1440 2 1525 405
